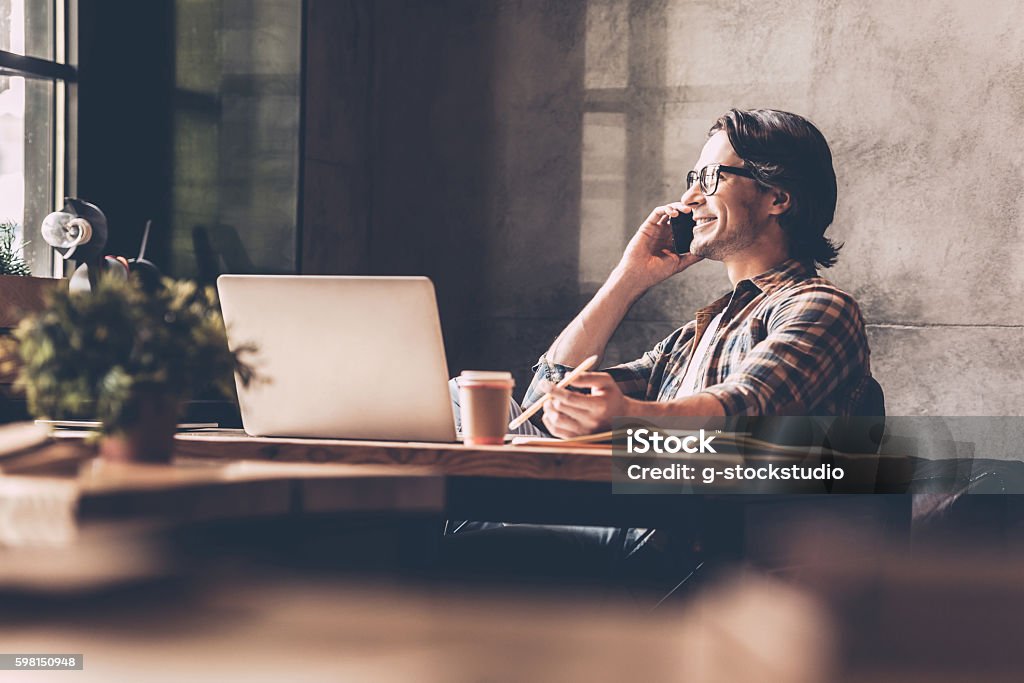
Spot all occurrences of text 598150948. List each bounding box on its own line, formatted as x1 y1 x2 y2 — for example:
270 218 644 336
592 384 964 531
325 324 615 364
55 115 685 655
1 654 83 670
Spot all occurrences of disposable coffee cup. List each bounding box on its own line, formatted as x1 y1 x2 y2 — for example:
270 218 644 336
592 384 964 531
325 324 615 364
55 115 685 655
458 371 515 446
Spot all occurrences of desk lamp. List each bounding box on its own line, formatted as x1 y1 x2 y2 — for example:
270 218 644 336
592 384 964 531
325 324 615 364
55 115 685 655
40 198 163 292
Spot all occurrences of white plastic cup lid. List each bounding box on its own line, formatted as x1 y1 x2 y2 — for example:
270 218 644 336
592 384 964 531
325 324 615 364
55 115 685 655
459 370 514 385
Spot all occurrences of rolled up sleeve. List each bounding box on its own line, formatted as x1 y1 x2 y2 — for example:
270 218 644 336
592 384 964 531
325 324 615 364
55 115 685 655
522 331 684 411
700 286 869 416
521 354 573 411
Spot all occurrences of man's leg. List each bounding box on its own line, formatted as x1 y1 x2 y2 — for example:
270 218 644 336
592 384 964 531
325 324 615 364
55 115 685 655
441 524 643 583
445 378 684 594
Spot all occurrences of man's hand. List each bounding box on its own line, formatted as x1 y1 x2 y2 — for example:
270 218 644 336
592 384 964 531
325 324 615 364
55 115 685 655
541 372 636 438
612 203 703 295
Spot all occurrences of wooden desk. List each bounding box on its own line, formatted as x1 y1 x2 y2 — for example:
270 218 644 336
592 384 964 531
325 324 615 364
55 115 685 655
18 431 910 573
42 430 630 525
170 431 715 529
76 458 445 520
171 431 910 533
174 430 614 481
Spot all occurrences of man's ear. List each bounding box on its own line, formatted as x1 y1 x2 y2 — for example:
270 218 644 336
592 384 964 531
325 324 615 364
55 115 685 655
766 188 791 216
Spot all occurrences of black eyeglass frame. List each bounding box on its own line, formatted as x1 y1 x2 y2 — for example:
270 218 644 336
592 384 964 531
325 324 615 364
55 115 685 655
685 164 757 196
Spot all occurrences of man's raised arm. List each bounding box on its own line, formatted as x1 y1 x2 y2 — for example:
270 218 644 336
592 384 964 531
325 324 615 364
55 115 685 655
545 203 702 367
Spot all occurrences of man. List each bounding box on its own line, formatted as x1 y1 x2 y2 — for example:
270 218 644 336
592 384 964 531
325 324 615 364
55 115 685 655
528 107 872 435
445 108 873 589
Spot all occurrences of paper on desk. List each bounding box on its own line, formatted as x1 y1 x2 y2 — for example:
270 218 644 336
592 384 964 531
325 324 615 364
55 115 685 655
511 430 613 448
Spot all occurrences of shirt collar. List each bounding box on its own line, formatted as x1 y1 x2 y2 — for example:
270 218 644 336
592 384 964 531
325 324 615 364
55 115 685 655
696 258 818 323
744 258 817 294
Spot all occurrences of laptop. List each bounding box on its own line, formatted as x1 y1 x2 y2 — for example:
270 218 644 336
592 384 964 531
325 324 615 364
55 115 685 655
217 275 457 442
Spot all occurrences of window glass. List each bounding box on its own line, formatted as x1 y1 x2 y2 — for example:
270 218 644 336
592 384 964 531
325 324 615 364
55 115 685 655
0 74 55 276
0 0 55 62
171 0 301 281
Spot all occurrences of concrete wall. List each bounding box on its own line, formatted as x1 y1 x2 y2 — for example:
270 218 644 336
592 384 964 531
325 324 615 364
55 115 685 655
305 0 1024 416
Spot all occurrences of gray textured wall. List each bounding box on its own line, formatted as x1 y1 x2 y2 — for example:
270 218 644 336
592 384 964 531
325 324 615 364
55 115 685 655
307 0 1024 416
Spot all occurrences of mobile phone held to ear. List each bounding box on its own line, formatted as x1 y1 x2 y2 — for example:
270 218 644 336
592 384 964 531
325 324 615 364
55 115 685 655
670 211 695 254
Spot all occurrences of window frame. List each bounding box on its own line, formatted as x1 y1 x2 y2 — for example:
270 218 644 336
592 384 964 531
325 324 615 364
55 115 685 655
0 0 77 277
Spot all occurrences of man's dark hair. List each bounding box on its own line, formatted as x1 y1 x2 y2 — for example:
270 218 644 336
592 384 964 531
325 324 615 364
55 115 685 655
709 108 841 268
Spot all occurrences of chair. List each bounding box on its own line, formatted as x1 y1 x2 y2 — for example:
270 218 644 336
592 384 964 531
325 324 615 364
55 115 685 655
740 375 887 455
650 375 889 608
192 224 256 286
825 375 886 454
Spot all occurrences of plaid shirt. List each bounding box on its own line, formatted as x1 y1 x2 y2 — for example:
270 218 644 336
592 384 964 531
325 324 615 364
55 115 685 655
525 259 872 417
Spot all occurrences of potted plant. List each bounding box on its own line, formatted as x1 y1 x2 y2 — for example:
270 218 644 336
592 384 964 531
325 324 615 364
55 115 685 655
0 221 60 399
1 273 255 462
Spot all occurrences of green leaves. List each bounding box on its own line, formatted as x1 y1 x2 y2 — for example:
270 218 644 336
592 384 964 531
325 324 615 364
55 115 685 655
0 221 31 277
12 273 256 434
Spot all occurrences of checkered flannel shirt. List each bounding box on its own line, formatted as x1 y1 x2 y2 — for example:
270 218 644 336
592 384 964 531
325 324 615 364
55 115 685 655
524 259 872 417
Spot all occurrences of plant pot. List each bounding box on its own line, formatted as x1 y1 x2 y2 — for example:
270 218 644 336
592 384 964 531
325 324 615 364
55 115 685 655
0 275 60 329
99 392 179 464
0 275 61 388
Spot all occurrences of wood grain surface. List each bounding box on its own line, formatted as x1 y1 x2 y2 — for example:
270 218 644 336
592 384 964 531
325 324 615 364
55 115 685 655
174 430 617 482
0 275 59 329
0 454 447 533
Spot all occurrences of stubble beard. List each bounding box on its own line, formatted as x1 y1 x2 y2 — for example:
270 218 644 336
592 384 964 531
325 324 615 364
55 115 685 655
691 222 760 261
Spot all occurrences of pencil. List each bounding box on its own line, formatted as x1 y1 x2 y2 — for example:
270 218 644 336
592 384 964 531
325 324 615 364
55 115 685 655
507 354 599 431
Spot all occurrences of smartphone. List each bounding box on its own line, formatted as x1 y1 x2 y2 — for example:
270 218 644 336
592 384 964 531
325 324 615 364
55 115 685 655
669 211 695 254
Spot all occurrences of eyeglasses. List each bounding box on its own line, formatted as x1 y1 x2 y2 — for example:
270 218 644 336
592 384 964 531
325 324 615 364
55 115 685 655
685 164 757 196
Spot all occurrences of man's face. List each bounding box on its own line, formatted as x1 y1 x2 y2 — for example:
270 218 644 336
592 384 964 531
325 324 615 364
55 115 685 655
681 131 779 261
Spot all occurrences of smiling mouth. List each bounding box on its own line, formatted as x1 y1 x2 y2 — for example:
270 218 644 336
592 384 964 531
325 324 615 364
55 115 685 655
694 216 717 227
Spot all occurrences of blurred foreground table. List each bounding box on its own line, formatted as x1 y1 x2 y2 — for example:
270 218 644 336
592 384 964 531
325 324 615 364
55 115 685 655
3 546 1022 683
0 570 837 683
0 443 447 591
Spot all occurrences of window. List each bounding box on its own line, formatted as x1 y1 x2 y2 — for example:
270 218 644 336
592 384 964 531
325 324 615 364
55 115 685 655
171 0 301 281
0 0 74 277
578 0 630 291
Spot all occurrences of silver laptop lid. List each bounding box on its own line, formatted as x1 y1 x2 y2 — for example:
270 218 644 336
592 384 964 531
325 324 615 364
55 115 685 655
217 275 456 442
